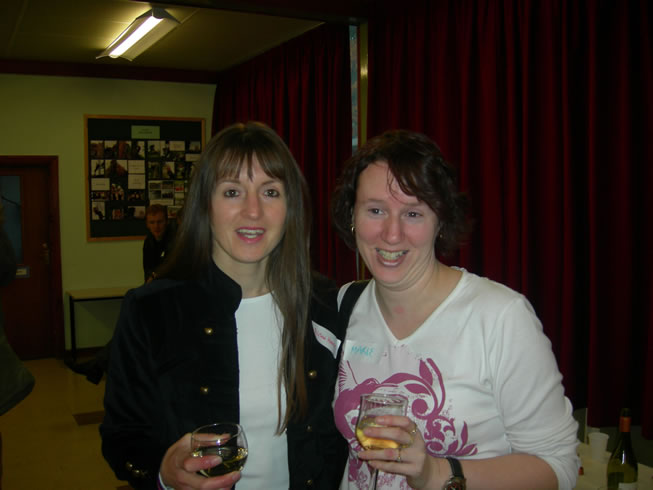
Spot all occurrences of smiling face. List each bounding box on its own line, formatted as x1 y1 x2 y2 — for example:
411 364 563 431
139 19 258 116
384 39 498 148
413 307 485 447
210 155 287 280
354 161 440 290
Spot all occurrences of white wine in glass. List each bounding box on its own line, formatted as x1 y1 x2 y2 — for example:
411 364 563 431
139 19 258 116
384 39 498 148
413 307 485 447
355 393 408 490
191 422 248 477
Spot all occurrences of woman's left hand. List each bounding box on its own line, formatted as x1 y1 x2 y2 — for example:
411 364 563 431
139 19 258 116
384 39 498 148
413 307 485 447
357 415 438 489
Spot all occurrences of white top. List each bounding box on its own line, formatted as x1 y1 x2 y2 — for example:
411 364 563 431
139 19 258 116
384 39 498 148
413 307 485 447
159 293 289 490
334 269 580 490
236 293 289 490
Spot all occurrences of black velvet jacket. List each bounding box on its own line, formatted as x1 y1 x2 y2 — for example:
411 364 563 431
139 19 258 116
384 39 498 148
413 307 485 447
100 264 347 489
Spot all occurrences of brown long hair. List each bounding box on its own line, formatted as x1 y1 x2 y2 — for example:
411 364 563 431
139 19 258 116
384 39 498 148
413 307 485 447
160 122 312 431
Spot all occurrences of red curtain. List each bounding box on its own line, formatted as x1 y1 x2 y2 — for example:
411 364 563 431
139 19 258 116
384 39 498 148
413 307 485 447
213 24 357 285
367 0 653 436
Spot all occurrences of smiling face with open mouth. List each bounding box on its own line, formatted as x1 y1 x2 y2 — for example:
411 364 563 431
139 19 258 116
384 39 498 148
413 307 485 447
210 155 287 282
353 161 440 291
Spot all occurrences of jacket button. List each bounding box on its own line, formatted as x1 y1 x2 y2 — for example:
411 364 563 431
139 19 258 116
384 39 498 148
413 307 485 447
307 369 317 379
125 462 146 478
200 386 210 395
204 327 214 335
306 479 314 486
306 425 313 433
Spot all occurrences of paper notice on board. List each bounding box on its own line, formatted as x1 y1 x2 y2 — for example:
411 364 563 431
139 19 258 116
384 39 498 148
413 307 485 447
169 140 185 151
128 160 146 174
132 125 160 139
91 178 110 191
128 174 146 189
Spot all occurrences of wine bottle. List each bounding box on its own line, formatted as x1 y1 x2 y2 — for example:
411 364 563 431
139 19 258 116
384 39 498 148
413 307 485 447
606 408 638 490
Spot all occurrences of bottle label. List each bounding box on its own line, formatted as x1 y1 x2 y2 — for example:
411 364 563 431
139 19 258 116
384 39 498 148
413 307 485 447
619 416 631 432
618 483 637 489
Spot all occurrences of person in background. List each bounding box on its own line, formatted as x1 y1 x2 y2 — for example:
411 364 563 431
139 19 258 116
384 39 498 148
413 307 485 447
0 200 35 489
330 129 579 490
100 122 347 490
69 204 176 384
143 204 175 282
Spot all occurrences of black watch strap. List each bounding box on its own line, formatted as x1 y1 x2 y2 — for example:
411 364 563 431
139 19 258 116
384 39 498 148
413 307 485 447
447 457 463 478
443 457 466 490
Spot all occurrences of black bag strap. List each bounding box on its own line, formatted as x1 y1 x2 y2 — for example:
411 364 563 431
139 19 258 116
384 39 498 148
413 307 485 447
338 279 370 327
336 279 370 363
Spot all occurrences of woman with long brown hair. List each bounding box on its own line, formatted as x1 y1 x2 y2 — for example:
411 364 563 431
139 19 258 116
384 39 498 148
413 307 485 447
101 122 346 490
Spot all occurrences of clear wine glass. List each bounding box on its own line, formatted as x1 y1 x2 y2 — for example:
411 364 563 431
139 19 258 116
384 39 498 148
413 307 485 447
355 393 408 490
190 422 248 477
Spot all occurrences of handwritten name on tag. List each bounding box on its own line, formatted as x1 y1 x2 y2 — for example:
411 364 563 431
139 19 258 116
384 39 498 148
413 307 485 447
312 322 341 358
342 339 383 363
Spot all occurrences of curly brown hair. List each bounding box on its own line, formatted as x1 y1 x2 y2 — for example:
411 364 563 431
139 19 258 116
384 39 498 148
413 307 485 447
331 129 472 257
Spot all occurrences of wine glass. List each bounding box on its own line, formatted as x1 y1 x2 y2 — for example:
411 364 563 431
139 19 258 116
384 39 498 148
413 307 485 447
355 393 408 490
190 422 248 477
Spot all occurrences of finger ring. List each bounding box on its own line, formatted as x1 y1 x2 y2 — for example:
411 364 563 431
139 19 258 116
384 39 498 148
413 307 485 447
409 426 418 435
395 448 402 463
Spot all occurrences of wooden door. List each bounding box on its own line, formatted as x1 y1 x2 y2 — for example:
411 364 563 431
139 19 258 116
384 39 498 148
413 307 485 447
0 157 63 359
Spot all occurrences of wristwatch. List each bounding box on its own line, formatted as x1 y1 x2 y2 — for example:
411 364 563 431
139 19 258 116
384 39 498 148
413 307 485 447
442 457 466 490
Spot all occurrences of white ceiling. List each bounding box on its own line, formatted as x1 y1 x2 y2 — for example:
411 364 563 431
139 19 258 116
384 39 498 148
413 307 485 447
1 0 369 73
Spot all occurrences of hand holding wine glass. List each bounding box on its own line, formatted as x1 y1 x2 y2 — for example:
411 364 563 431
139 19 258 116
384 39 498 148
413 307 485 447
159 431 242 490
191 422 248 477
356 393 408 490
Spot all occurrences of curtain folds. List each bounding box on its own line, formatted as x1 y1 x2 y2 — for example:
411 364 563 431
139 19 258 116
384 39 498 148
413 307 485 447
367 0 652 436
213 24 357 285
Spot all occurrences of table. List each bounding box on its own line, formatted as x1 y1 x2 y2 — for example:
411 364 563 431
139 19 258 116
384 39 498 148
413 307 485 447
575 442 653 489
66 286 134 362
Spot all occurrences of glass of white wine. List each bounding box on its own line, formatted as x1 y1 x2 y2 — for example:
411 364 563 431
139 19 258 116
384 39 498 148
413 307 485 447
191 422 248 477
356 393 408 490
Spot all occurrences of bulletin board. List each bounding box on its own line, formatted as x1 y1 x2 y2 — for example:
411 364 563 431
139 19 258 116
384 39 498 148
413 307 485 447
84 115 205 241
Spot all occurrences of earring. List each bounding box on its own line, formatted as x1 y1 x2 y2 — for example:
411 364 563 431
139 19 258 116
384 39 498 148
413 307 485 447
350 222 355 234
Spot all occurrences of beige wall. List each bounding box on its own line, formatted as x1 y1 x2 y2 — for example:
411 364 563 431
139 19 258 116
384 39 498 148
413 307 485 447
0 73 215 349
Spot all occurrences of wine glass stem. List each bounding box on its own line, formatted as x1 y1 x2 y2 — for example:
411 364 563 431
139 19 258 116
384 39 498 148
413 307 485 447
370 468 378 490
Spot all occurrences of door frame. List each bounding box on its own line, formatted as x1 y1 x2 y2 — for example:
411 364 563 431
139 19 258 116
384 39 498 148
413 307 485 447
0 156 64 357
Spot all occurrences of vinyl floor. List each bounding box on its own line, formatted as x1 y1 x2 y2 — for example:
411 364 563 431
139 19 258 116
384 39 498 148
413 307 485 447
0 358 130 490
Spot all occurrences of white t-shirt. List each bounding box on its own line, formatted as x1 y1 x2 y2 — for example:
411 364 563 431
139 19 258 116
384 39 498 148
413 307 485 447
334 269 579 490
236 293 289 490
159 293 289 490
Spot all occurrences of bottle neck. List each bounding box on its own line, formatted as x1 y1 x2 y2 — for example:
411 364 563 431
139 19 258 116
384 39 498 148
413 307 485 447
619 416 632 433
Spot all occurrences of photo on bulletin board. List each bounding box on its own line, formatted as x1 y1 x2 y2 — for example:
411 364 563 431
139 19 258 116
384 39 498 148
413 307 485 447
84 115 205 241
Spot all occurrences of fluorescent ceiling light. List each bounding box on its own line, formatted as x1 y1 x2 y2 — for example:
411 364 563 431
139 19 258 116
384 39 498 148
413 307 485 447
97 8 179 61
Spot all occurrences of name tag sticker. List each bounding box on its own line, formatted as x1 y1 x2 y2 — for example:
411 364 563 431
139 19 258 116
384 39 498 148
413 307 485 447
342 339 383 363
312 322 340 358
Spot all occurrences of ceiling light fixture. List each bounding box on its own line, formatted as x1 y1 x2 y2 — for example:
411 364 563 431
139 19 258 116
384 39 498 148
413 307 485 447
97 8 179 61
